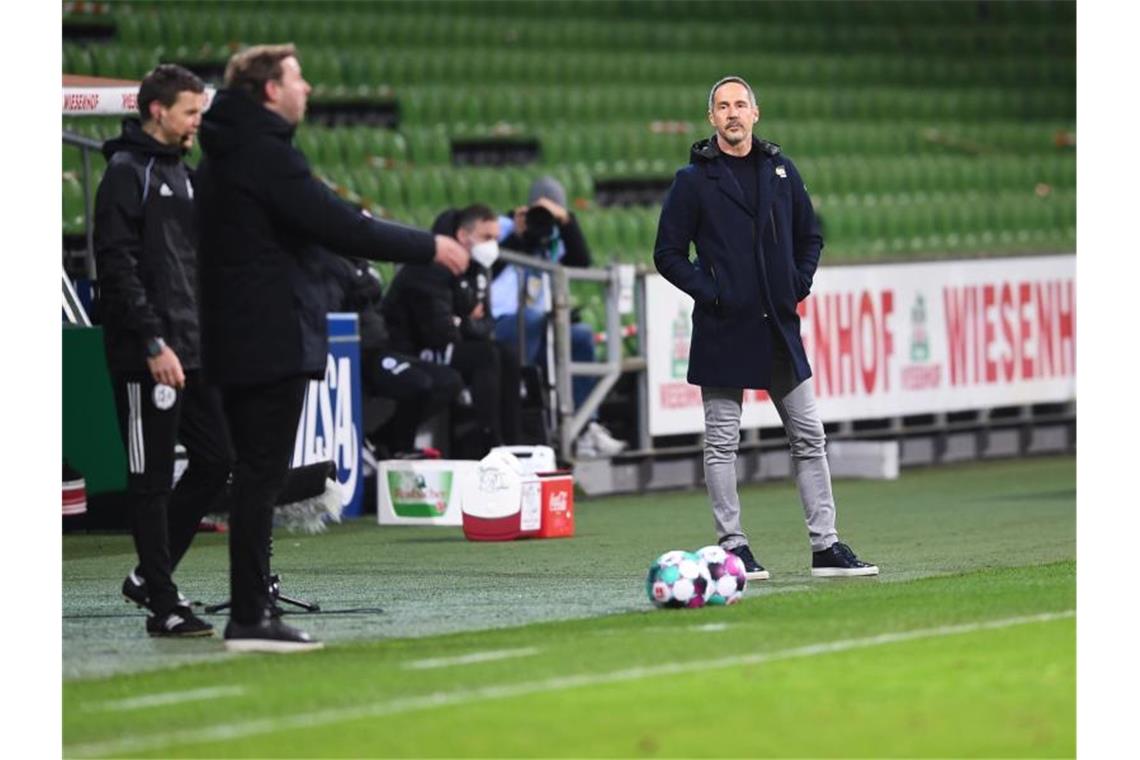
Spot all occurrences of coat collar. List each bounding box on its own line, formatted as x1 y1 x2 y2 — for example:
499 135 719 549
697 136 782 220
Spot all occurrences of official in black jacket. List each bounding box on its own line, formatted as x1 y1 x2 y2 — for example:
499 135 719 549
195 45 469 652
94 64 230 638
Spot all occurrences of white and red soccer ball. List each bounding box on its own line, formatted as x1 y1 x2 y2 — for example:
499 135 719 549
645 546 748 609
646 550 713 608
695 544 748 605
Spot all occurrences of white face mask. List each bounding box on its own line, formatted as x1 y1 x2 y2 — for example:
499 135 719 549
470 239 499 269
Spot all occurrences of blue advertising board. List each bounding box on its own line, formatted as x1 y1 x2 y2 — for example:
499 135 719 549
290 313 364 517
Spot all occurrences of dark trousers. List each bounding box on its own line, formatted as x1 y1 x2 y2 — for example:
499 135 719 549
220 376 309 624
363 350 462 454
448 341 523 446
494 342 523 445
111 370 232 615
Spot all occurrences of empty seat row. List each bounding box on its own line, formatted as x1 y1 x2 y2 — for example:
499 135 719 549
64 40 1075 95
398 85 1074 128
118 0 1073 27
111 6 1074 56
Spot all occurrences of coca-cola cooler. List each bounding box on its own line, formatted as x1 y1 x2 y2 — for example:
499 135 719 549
461 447 574 541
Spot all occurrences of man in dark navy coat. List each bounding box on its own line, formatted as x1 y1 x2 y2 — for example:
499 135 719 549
654 76 877 580
196 44 469 652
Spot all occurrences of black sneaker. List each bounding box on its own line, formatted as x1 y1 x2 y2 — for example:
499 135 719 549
122 570 190 611
811 542 879 577
726 544 770 581
146 607 214 637
223 618 323 654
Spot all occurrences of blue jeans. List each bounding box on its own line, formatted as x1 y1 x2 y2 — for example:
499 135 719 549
494 308 596 412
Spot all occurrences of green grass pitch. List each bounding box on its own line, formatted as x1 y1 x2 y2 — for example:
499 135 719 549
63 455 1075 757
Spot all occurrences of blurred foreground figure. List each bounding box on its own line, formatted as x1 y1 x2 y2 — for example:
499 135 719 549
196 44 468 652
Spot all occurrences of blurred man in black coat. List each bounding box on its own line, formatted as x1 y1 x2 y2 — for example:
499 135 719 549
195 44 468 652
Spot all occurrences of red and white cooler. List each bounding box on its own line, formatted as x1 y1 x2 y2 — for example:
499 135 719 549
461 448 574 541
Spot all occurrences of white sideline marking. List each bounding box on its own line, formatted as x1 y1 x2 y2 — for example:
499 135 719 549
691 623 730 632
85 686 245 712
403 647 540 670
66 610 1074 758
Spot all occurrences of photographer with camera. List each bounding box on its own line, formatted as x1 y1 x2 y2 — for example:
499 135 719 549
490 177 627 459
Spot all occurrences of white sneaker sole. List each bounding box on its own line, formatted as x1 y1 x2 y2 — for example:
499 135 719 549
811 566 879 577
224 639 324 654
745 570 770 581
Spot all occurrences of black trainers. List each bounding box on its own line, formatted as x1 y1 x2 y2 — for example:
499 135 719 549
122 570 191 611
811 542 879 577
122 571 149 608
223 618 323 654
726 544 770 581
146 607 214 637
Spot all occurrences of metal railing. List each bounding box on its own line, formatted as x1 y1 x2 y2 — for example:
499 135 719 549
495 248 648 460
63 130 102 279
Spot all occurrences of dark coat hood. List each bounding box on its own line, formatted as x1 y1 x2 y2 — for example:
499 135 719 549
689 134 782 164
198 89 294 159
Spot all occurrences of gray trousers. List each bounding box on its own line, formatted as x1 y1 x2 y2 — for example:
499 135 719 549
702 348 839 553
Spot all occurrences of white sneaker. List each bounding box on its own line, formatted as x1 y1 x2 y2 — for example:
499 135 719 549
577 421 628 459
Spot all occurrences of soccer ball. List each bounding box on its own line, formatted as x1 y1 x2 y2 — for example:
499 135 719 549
696 545 747 605
646 550 713 608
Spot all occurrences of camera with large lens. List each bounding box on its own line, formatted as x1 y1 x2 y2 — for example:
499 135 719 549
522 205 557 251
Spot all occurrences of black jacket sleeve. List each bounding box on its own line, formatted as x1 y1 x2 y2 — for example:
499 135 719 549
93 159 164 345
557 213 591 268
263 143 436 265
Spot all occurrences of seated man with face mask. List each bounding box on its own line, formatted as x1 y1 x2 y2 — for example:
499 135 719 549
382 204 522 457
491 176 627 459
316 248 463 458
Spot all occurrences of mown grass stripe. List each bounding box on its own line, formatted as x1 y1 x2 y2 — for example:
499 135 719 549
84 686 245 713
65 610 1073 759
403 647 540 670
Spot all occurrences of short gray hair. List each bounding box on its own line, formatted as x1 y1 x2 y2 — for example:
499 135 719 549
707 76 757 112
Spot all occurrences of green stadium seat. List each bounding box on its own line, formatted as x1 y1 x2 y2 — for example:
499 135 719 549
374 171 405 209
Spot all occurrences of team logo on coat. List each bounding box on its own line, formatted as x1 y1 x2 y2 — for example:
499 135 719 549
153 384 177 410
775 165 787 178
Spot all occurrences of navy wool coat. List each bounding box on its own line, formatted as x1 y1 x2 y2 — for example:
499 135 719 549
653 135 823 389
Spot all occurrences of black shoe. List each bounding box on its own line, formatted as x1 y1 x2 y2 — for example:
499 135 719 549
725 543 770 581
122 570 190 611
223 617 323 653
812 542 879 577
146 607 214 637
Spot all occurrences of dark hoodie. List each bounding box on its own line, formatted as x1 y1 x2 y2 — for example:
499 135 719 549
194 89 435 386
94 117 202 372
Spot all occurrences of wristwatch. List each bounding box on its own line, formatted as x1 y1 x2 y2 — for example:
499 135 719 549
145 337 166 358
